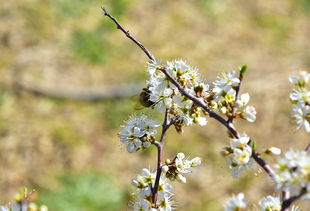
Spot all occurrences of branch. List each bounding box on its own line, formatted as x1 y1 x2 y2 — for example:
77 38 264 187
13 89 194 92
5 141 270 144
252 151 277 179
102 3 278 199
152 109 171 205
101 7 155 62
282 188 307 211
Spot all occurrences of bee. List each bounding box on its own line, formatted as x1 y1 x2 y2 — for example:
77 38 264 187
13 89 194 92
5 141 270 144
132 88 154 110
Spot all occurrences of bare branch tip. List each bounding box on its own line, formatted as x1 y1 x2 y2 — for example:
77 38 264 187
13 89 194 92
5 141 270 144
101 6 108 15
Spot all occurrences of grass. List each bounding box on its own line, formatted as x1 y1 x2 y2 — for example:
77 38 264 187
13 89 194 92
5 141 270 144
38 171 126 211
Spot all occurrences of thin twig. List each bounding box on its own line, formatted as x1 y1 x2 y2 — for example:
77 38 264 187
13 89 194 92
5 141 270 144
252 152 277 179
282 188 307 211
152 109 173 205
282 190 290 202
101 7 155 62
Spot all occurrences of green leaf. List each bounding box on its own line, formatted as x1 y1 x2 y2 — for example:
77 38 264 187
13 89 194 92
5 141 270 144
239 65 248 74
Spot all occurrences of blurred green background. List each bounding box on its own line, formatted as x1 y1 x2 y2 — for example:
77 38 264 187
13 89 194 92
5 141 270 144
0 0 309 210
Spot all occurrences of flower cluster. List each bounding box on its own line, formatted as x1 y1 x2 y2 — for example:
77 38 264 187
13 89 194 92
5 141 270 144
131 168 174 211
211 70 257 122
162 152 201 183
274 150 310 198
119 115 160 153
146 60 208 128
224 193 247 211
221 134 254 178
289 71 310 133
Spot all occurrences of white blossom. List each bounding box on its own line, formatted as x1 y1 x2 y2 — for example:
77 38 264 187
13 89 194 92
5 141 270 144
289 71 310 86
133 198 152 211
175 153 201 174
291 103 310 133
131 168 174 211
213 70 240 94
224 193 247 211
242 106 257 122
236 93 250 107
258 195 281 211
164 152 201 183
274 150 310 198
119 114 160 153
222 134 254 178
289 71 310 132
289 89 310 104
147 60 162 76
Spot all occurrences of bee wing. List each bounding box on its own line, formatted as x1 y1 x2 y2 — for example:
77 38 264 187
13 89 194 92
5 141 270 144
130 93 146 110
130 93 140 101
134 103 145 110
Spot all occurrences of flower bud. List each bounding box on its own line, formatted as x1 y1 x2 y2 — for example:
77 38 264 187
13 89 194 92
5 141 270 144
191 157 202 167
220 106 227 114
132 179 140 187
265 147 281 155
165 159 172 165
143 141 151 148
194 83 205 97
195 117 207 126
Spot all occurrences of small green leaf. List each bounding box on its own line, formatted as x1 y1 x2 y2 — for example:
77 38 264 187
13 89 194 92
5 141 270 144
239 65 248 74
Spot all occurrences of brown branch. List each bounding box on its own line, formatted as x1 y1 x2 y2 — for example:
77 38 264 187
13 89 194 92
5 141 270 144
101 7 155 62
152 140 163 206
282 190 290 203
282 188 307 211
252 152 277 179
152 109 177 206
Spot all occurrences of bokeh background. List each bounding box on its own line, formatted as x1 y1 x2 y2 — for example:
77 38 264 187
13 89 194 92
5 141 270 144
0 0 309 210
